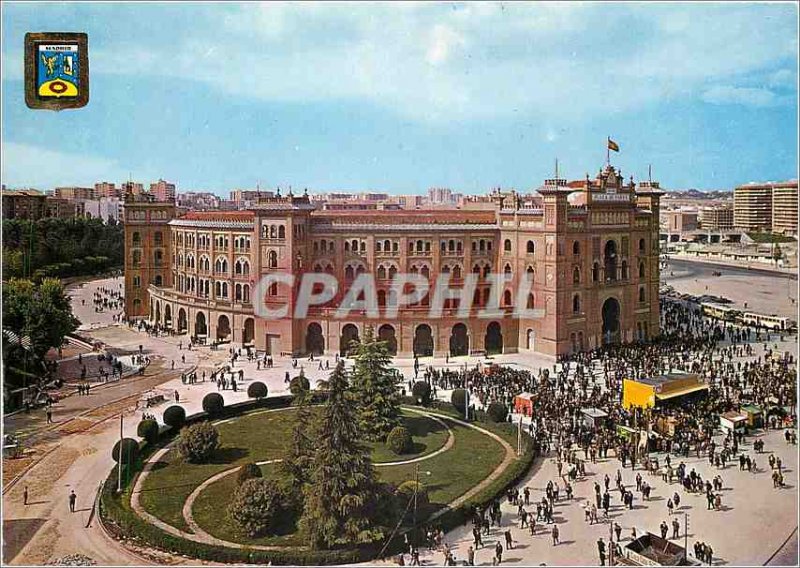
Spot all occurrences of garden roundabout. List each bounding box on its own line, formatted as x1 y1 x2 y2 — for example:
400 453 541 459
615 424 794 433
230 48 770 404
99 334 535 565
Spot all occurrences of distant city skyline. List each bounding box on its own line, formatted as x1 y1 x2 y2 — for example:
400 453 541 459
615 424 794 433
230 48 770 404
2 2 797 193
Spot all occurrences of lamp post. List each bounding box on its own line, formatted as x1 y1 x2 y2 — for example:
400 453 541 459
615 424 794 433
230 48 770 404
413 464 431 546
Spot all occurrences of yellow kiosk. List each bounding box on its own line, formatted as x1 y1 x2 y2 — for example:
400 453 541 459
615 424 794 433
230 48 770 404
623 372 709 410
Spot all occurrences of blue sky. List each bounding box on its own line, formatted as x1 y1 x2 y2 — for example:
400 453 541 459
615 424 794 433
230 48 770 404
2 2 797 195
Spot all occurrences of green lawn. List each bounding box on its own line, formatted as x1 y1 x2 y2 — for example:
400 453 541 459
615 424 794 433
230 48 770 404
138 407 452 532
367 410 450 463
138 408 300 531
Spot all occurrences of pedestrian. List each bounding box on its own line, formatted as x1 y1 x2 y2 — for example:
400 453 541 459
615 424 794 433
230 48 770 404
23 486 28 506
598 538 607 566
494 541 503 565
504 529 513 550
551 524 559 546
46 408 53 424
68 490 76 513
672 517 680 539
467 545 475 566
667 497 674 515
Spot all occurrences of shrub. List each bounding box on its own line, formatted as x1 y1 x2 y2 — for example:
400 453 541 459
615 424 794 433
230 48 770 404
289 375 310 397
451 389 468 414
386 426 413 455
112 438 140 464
163 405 186 429
486 402 509 423
137 419 159 444
176 421 219 463
227 478 292 538
395 480 428 508
411 381 432 406
237 462 263 485
247 381 268 400
202 392 225 417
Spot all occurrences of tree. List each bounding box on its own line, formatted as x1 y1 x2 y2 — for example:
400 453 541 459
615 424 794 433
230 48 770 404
290 372 310 397
137 419 160 444
112 438 140 464
486 402 509 423
451 389 468 414
247 381 268 399
202 392 225 416
299 362 384 549
176 421 219 463
350 327 401 442
280 388 317 492
411 381 432 406
163 405 186 429
237 462 263 485
228 478 294 538
386 426 413 455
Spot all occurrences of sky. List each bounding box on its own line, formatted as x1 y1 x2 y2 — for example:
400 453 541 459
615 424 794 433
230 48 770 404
1 1 798 195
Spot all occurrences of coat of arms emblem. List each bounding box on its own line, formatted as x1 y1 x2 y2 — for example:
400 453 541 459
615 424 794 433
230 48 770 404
25 32 89 110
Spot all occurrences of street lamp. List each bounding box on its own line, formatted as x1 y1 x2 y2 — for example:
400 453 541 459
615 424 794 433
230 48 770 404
413 464 432 546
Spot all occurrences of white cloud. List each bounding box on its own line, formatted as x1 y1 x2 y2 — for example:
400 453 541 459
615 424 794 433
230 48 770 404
701 85 778 107
1 142 135 188
426 24 465 66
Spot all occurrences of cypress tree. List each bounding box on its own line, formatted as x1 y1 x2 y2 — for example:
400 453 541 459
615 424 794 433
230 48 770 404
299 361 383 549
350 326 401 441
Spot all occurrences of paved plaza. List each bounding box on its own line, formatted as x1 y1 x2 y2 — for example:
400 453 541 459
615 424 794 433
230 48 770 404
3 269 798 566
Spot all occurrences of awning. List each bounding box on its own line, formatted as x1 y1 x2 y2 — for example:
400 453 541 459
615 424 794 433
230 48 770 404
655 384 709 401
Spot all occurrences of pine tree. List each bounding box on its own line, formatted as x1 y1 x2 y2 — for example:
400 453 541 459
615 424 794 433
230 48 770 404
350 326 401 442
280 389 316 491
299 362 383 549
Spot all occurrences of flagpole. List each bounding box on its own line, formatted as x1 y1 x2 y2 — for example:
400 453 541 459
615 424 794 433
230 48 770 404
606 137 610 167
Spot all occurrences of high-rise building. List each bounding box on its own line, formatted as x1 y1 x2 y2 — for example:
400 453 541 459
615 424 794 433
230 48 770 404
95 181 121 199
699 205 734 230
121 181 145 197
2 189 48 219
734 183 773 232
55 186 95 200
772 181 798 236
150 179 177 202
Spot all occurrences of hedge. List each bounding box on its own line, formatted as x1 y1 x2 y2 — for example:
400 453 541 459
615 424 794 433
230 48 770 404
202 393 225 417
137 419 159 444
163 405 186 429
247 381 268 400
411 381 432 406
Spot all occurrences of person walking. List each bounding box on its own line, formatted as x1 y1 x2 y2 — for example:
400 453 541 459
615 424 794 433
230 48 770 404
466 545 475 566
68 490 76 513
551 524 560 546
493 541 503 565
672 517 680 539
597 538 607 566
46 408 53 424
23 486 28 506
504 529 513 550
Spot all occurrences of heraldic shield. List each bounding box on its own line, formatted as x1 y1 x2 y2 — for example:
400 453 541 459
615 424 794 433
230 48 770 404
25 32 89 110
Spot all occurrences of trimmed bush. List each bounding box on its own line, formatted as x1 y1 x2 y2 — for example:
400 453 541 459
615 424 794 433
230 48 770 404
163 405 186 429
451 389 468 414
386 425 413 455
289 375 310 397
486 402 509 423
137 419 159 444
176 421 219 463
227 478 293 538
395 480 428 508
247 381 268 400
237 462 263 485
202 392 225 416
411 381 432 406
112 438 140 464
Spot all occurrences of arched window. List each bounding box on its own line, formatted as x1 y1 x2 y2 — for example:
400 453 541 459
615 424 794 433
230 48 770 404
527 293 535 309
472 241 477 252
573 267 581 285
278 226 286 239
621 260 628 280
132 250 141 266
268 250 278 269
314 241 319 253
235 283 242 301
235 260 242 275
573 241 580 255
453 265 462 280
442 265 451 274
503 290 512 306
270 225 277 238
344 241 351 252
392 242 399 253
132 232 141 246
377 289 387 306
269 282 278 296
154 231 163 245
411 265 419 275
384 239 390 252
377 265 387 280
527 265 534 276
448 239 455 252
527 240 535 254
472 263 480 274
504 239 512 252
243 285 250 303
639 238 646 253
154 275 163 286
389 265 397 279
421 266 430 278
504 263 512 275
592 262 599 282
440 241 447 253
154 250 163 266
639 287 646 303
479 240 486 252
345 266 355 280
639 262 646 278
573 294 581 313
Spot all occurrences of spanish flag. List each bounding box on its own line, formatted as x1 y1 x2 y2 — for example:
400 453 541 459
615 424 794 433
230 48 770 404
607 138 620 152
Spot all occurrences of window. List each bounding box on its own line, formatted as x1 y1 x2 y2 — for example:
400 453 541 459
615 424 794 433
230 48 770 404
132 232 141 246
527 240 535 254
133 275 141 288
421 266 430 278
378 265 387 280
345 266 355 280
269 282 278 296
573 241 580 255
573 267 580 285
453 265 462 280
154 275 163 286
527 293 534 309
268 251 278 269
621 260 628 280
132 250 141 266
592 262 599 282
639 238 646 253
573 294 581 313
278 226 286 239
504 239 512 252
639 286 646 303
504 263 512 275
154 231 163 245
639 262 646 278
503 290 512 306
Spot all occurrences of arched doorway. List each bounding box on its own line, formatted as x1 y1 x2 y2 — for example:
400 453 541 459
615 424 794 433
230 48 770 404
485 322 503 354
413 324 434 357
217 315 231 341
306 323 325 355
526 329 535 350
195 312 207 337
243 318 255 345
449 323 469 357
602 297 621 344
178 308 187 332
378 324 398 356
604 240 618 282
164 304 172 328
155 302 161 326
340 324 360 356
